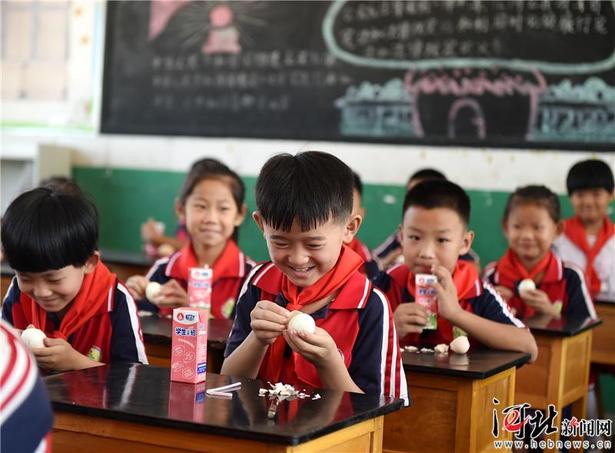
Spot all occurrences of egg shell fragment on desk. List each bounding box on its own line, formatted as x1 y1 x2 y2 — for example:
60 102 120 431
450 336 470 354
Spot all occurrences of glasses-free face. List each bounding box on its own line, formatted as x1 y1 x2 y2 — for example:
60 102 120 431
254 213 361 288
570 188 614 226
16 255 98 314
400 206 473 275
503 203 561 269
179 178 246 249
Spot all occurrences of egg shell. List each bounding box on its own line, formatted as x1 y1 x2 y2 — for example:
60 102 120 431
434 343 449 354
449 336 470 354
288 312 316 334
21 328 47 349
145 281 162 300
518 279 536 294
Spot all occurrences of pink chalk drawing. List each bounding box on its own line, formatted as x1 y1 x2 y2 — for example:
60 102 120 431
149 0 190 40
447 98 486 139
203 4 241 54
405 68 547 139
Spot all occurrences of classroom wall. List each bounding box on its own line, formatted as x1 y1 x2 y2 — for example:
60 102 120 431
1 1 613 263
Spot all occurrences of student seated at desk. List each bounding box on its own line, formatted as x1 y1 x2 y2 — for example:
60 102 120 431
373 168 480 271
127 158 253 320
346 171 379 281
1 319 54 453
376 180 537 361
553 159 615 301
222 151 407 403
484 185 597 321
1 188 148 372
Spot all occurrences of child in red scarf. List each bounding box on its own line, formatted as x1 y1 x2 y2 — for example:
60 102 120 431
1 188 147 372
127 158 253 320
222 152 407 404
377 180 537 360
484 185 597 321
553 159 614 301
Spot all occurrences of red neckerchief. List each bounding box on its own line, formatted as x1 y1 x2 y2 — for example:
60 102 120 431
403 260 481 345
347 237 371 262
255 246 366 386
495 249 561 318
168 240 244 283
18 261 116 340
563 216 615 297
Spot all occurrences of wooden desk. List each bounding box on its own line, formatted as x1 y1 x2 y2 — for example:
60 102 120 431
592 300 615 365
140 314 232 373
100 248 153 283
515 316 602 452
45 363 403 453
383 350 531 453
1 262 14 302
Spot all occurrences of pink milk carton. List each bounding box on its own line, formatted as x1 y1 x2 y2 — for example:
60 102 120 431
415 274 438 330
171 307 208 383
168 381 206 422
188 267 213 309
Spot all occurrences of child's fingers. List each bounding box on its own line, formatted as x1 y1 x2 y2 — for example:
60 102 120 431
252 302 290 325
250 319 287 333
256 300 291 318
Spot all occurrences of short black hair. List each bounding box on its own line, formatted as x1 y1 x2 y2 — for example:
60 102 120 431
402 179 470 226
255 151 353 231
352 171 363 196
39 176 82 195
566 159 614 195
407 168 447 186
1 188 98 273
179 158 245 241
503 185 560 223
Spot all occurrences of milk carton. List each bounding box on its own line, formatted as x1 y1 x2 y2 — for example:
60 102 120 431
171 307 208 383
188 267 213 309
415 273 438 330
168 381 206 422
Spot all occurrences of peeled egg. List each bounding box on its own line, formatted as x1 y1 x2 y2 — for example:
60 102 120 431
288 312 316 334
518 279 536 294
21 328 47 349
145 281 162 300
157 244 175 257
449 336 470 354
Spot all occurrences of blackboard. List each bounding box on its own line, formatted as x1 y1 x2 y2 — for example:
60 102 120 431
101 1 615 150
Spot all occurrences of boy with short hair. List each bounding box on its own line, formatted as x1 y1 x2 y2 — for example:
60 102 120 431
554 159 615 300
376 180 537 360
222 152 407 403
1 188 148 371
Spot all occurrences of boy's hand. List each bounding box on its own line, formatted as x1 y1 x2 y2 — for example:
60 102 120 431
494 285 513 302
393 303 427 337
284 327 341 370
520 289 558 316
126 275 148 300
155 280 188 307
250 301 290 346
430 264 462 321
32 338 87 372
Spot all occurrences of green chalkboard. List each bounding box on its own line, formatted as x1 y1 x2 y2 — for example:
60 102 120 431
102 1 615 150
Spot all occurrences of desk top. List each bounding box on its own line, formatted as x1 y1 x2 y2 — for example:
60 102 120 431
595 299 615 306
402 349 531 379
524 315 602 337
45 363 403 445
100 248 153 267
140 315 232 349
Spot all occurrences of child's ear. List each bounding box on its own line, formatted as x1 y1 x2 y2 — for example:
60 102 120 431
252 211 265 233
84 252 100 274
234 203 248 227
342 214 362 244
175 198 186 222
460 229 474 255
